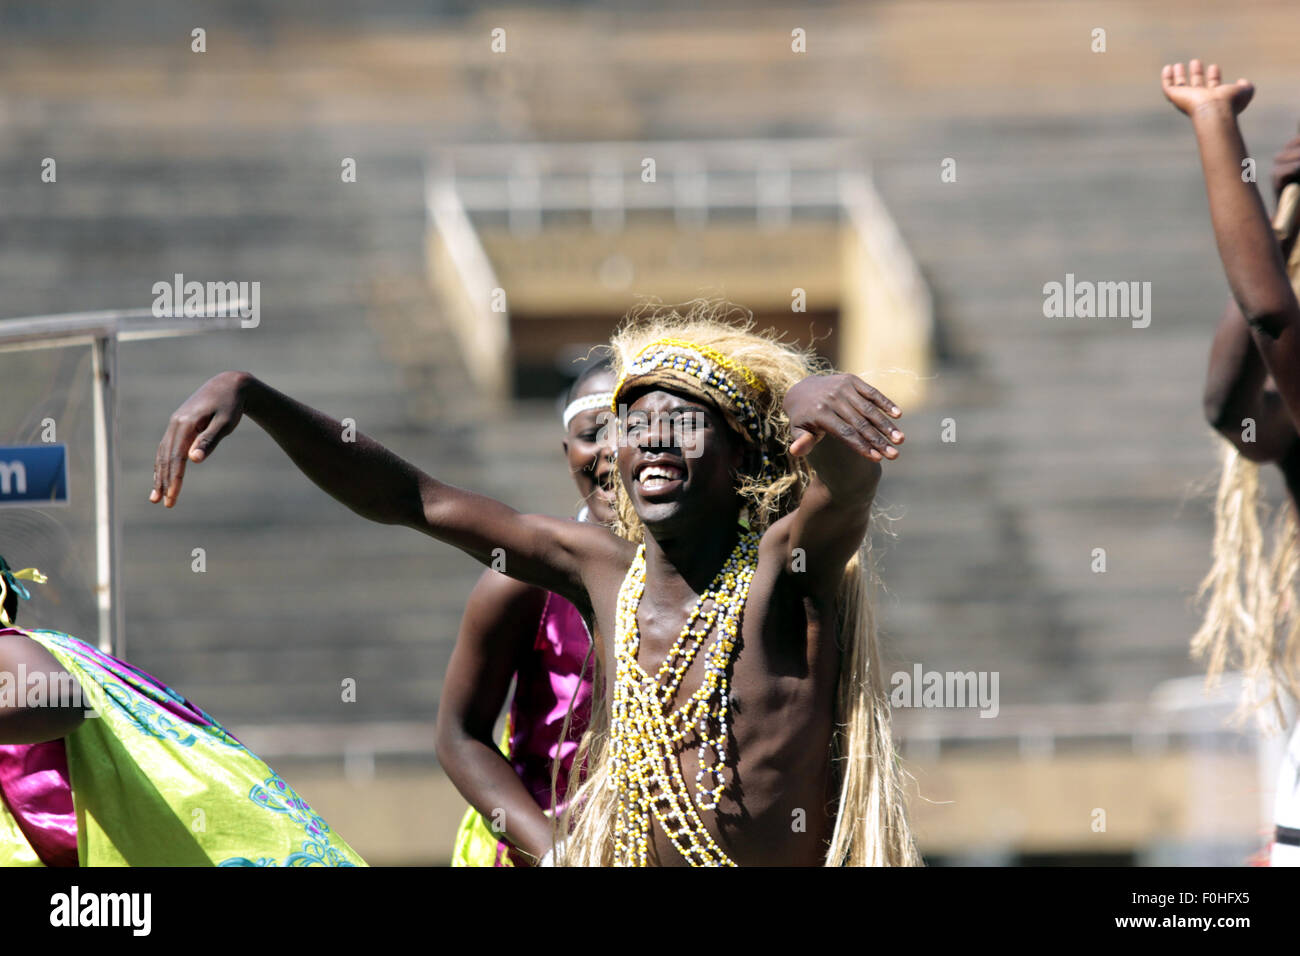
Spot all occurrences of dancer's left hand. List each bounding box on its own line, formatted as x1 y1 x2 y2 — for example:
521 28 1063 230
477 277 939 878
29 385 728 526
150 371 250 507
784 374 903 462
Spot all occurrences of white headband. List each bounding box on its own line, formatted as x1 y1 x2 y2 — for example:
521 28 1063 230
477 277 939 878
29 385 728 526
562 391 614 430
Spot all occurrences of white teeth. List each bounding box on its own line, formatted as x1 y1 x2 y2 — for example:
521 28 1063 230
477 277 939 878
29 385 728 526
638 465 682 484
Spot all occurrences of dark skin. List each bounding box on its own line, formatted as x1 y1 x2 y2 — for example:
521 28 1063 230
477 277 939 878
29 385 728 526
150 364 903 865
608 381 898 864
1168 62 1300 508
0 603 87 745
434 370 616 865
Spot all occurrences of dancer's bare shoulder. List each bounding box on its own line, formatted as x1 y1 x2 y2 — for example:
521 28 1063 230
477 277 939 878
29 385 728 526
579 528 637 589
0 631 86 744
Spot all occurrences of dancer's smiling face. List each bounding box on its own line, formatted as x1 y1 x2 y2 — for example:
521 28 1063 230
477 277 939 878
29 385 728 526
562 370 619 525
617 386 747 530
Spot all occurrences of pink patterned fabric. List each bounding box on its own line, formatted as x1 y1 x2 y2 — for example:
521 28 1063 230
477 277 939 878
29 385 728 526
508 592 594 806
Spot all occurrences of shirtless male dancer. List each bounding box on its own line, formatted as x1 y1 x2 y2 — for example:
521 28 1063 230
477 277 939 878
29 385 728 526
150 301 918 866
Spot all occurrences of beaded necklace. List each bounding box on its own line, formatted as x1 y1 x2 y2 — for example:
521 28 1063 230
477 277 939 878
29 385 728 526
610 528 760 866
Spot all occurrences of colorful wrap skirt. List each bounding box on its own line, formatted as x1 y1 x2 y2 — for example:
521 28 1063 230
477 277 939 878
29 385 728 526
0 626 366 867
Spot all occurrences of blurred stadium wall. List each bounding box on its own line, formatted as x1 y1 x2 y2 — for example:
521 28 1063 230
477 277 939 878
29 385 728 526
2 0 1299 863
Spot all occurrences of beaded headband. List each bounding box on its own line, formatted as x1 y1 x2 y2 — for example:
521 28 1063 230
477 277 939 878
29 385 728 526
562 391 615 430
612 338 777 481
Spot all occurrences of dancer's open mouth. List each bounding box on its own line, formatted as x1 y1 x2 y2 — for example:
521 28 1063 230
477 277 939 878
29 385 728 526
633 456 686 499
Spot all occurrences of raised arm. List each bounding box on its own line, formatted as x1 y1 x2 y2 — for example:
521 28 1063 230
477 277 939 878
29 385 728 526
149 371 614 603
434 569 554 864
1164 61 1300 436
766 373 903 597
1202 130 1300 461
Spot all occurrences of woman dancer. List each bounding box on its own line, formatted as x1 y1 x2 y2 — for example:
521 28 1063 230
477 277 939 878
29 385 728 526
439 358 614 866
151 299 918 865
0 555 365 866
1165 59 1300 865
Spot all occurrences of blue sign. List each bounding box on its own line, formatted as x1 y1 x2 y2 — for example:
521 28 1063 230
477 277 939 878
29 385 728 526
0 444 69 507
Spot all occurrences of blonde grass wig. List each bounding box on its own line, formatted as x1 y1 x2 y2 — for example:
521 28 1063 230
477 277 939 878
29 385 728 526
1195 443 1300 727
556 298 919 866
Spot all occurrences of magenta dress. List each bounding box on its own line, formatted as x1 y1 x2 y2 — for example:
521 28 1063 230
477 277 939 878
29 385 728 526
0 735 77 867
496 591 593 866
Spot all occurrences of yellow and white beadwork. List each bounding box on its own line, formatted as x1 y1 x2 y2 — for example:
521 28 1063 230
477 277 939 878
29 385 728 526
609 529 760 866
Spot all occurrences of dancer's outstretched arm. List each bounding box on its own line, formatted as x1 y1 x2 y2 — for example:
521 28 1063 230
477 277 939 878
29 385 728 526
149 372 619 603
767 373 903 597
1202 130 1300 461
1165 61 1300 435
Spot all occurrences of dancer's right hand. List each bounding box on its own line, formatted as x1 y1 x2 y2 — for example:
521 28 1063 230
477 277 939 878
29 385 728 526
150 371 252 508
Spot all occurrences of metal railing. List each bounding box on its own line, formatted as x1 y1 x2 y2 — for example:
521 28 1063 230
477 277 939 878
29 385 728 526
0 306 244 655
